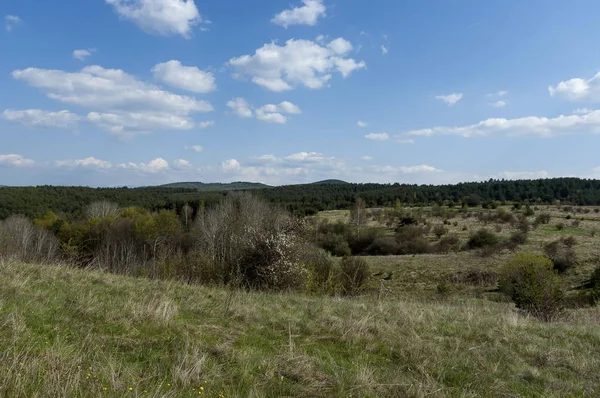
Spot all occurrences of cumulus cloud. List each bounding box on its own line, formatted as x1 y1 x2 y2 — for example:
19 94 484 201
490 100 507 108
227 98 301 124
368 164 441 174
228 38 365 92
365 132 389 141
435 93 463 106
381 45 388 55
73 49 96 61
271 0 326 28
360 156 372 161
549 72 600 102
401 109 600 138
55 157 112 170
86 112 199 136
495 170 549 180
105 0 202 38
12 65 213 136
486 90 508 98
2 109 81 128
173 159 192 169
118 157 170 173
5 15 21 31
222 159 241 171
185 145 203 152
227 97 253 118
0 154 34 167
152 60 216 93
357 121 368 127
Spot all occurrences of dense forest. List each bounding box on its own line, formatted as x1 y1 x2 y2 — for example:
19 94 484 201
2 177 600 219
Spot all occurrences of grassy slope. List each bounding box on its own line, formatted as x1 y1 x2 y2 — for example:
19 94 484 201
1 261 600 397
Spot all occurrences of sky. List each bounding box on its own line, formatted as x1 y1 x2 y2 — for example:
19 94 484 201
2 0 600 187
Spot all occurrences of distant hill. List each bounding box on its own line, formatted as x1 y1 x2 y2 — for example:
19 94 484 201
311 179 349 185
159 181 271 191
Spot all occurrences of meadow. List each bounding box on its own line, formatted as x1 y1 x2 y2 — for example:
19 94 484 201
1 200 600 397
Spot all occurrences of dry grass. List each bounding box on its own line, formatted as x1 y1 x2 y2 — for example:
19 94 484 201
1 260 600 397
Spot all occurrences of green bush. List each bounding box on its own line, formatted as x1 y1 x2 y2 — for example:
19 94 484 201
365 236 402 255
544 239 577 274
339 256 371 295
432 224 449 239
437 234 461 253
304 249 337 295
499 253 565 321
466 229 499 250
585 266 600 305
535 213 552 225
317 233 351 257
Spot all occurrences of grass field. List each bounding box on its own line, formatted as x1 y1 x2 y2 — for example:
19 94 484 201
1 260 600 397
2 204 600 397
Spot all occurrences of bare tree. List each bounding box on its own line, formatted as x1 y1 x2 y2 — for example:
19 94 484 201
85 201 120 220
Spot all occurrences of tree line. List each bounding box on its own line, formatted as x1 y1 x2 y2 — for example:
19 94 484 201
2 177 600 220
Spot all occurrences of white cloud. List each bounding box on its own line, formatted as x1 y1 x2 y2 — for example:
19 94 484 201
365 132 389 141
396 138 415 144
315 34 325 43
327 38 353 55
486 90 508 98
151 60 216 93
271 0 326 28
402 109 600 138
490 100 507 108
255 108 287 124
118 158 169 173
369 164 441 174
0 154 34 167
360 156 372 161
227 98 301 124
549 72 600 102
435 93 463 106
228 38 365 92
495 170 549 180
55 157 112 170
185 145 203 152
5 15 21 31
222 159 241 171
227 97 253 118
86 111 199 136
105 0 202 38
73 49 95 61
278 101 302 114
173 159 192 169
574 108 593 115
13 66 212 114
197 121 215 129
381 45 388 55
2 109 81 128
12 65 213 137
357 121 368 127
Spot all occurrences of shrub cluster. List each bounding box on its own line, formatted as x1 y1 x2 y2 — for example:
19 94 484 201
499 253 565 321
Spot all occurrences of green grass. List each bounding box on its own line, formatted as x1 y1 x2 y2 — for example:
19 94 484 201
1 260 600 397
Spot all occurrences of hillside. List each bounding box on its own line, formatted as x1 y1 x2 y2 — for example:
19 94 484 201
159 181 271 191
1 260 599 397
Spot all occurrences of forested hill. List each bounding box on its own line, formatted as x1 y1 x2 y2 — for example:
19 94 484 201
259 178 600 214
159 181 270 190
2 177 600 219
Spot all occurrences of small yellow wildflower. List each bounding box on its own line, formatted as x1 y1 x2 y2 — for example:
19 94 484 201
167 383 171 387
103 387 108 391
129 387 133 391
200 387 204 391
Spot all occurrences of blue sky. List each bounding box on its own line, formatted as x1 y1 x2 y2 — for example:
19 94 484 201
2 0 600 186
